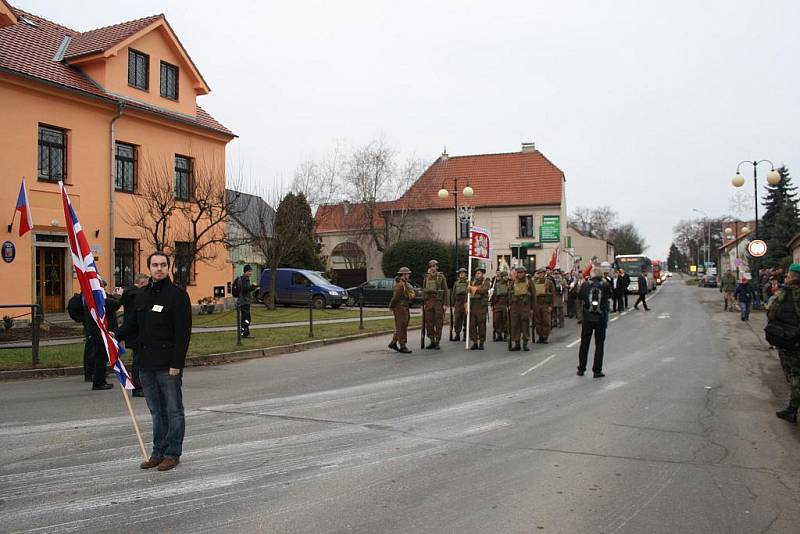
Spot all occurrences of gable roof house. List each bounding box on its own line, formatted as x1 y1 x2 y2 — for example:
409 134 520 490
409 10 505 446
225 189 275 278
0 2 235 313
315 143 569 282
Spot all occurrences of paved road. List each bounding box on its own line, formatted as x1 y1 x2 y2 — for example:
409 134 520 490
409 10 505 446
2 279 799 533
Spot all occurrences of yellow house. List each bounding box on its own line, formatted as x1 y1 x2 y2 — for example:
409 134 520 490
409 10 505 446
0 1 235 315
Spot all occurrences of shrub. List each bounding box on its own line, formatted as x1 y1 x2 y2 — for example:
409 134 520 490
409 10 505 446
382 239 470 286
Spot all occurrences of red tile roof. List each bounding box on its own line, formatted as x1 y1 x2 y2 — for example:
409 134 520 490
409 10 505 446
0 6 233 137
64 14 162 59
399 150 564 210
315 202 389 233
315 149 566 233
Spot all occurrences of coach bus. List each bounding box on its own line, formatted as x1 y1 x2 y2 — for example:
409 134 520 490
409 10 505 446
615 254 655 293
652 259 663 285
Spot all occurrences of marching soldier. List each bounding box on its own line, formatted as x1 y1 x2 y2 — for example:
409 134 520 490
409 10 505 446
509 266 536 351
491 270 511 341
532 267 556 344
422 259 449 349
468 267 491 350
388 267 414 354
451 268 469 341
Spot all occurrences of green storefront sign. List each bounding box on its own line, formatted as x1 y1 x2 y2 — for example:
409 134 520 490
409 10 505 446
540 215 560 243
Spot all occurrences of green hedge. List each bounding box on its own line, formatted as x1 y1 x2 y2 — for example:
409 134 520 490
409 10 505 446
382 239 471 286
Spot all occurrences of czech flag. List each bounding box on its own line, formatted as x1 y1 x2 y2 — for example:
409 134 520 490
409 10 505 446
15 179 33 237
548 246 560 270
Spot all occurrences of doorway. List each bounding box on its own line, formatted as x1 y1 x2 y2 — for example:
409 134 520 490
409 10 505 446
36 247 65 313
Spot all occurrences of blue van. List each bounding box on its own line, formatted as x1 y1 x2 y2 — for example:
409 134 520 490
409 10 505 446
258 268 348 309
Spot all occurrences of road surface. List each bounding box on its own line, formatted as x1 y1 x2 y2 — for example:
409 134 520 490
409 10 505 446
1 278 799 533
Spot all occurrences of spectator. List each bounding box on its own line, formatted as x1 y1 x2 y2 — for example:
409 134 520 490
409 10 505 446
235 265 259 338
114 273 150 397
766 264 800 424
735 277 756 321
85 280 121 390
116 252 192 472
577 265 613 378
719 269 737 312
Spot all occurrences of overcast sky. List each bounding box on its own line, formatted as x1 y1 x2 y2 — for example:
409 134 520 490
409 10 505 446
17 0 800 259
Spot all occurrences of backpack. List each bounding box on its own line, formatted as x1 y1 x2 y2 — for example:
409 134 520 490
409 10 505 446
67 293 84 323
231 276 241 298
765 290 800 349
583 281 605 323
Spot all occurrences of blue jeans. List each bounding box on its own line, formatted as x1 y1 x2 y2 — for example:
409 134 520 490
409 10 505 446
140 368 185 458
740 300 751 321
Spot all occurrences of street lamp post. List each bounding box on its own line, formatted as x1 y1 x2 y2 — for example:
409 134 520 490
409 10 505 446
437 152 474 273
692 208 711 269
732 160 780 281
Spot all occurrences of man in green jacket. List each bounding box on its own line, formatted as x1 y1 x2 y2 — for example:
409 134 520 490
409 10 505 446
767 264 800 424
719 269 737 312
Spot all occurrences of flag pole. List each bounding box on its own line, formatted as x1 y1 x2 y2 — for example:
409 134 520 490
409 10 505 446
465 254 472 350
119 386 148 461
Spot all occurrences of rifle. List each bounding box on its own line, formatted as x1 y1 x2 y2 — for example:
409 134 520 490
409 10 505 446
421 300 427 349
449 291 454 341
507 298 512 351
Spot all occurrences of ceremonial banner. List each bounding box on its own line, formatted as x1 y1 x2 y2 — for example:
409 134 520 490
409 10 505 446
469 226 491 260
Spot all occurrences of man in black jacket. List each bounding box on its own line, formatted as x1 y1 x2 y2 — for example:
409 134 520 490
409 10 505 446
633 271 651 311
116 252 192 472
85 281 122 390
114 273 150 397
235 265 259 338
619 270 631 309
577 266 613 378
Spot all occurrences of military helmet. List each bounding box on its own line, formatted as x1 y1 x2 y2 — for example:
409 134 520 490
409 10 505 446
428 259 439 266
457 267 468 273
499 270 508 276
515 266 527 273
535 267 546 273
397 266 411 274
475 267 486 274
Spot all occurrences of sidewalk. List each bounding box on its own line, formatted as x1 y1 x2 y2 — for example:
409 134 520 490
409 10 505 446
0 313 403 348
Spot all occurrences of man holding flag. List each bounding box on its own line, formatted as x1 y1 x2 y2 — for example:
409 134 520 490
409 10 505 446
115 251 192 471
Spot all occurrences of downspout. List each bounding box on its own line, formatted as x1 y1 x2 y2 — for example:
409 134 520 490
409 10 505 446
109 102 125 289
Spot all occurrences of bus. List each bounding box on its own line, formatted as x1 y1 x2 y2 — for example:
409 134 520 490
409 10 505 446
615 254 655 293
652 259 663 285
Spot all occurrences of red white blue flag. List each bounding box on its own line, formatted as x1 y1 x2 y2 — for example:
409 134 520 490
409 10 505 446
15 178 33 237
59 182 133 389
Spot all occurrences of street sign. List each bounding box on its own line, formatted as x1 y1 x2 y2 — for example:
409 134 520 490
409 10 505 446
747 240 767 257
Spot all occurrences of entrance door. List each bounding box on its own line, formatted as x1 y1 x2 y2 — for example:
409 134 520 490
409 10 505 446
36 247 65 313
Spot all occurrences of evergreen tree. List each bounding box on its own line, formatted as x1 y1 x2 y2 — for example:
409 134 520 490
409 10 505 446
667 242 685 271
760 166 800 268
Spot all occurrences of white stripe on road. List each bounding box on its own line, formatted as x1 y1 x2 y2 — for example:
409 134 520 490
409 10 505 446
603 380 627 391
610 317 619 323
521 354 557 376
566 339 580 348
621 312 628 316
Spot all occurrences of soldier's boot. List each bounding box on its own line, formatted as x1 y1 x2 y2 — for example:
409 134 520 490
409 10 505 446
453 332 460 341
471 342 478 350
426 340 437 349
541 337 549 344
776 406 798 424
510 342 521 352
523 340 530 351
478 341 484 350
398 345 412 354
388 341 399 352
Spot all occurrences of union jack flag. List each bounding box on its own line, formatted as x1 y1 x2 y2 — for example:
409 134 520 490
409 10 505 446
59 182 134 389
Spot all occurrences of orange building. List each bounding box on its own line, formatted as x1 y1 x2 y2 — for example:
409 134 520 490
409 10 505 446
0 2 235 315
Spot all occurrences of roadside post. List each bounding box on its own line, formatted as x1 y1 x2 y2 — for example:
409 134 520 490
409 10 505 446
235 302 242 346
308 287 314 338
359 290 364 330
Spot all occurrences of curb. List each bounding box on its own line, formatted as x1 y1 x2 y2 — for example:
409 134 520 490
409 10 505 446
0 325 424 381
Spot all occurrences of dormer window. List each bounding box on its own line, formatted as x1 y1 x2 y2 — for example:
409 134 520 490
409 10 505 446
160 61 179 101
128 49 149 91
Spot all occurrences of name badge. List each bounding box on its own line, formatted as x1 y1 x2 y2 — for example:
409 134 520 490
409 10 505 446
152 305 164 312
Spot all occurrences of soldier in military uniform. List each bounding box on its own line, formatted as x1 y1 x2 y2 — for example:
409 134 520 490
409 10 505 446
767 263 800 424
468 267 491 350
451 268 469 341
388 267 414 354
509 266 536 351
532 267 556 343
491 270 511 341
422 259 449 349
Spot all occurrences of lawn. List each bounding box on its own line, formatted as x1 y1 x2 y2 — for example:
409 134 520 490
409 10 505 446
192 306 391 328
0 317 421 370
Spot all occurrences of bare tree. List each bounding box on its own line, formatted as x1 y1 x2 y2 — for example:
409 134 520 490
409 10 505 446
569 206 618 238
121 157 178 253
569 207 594 235
290 141 346 210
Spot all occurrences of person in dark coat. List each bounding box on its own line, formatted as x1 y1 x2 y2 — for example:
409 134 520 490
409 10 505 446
115 252 192 472
235 265 259 338
619 270 631 309
114 273 150 397
633 271 650 311
577 266 613 378
85 281 122 390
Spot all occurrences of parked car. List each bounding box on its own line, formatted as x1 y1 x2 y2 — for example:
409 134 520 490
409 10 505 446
346 278 424 307
698 274 718 288
258 268 348 309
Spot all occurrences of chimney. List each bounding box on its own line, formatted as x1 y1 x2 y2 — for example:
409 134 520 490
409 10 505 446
521 142 536 153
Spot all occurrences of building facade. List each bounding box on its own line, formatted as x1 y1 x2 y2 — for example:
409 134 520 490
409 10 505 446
0 2 235 315
565 224 615 269
316 144 570 282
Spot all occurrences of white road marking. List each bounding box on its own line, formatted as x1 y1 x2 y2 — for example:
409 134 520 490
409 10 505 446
566 339 580 348
603 380 627 391
621 312 628 316
521 354 557 376
661 357 675 363
610 317 619 323
657 313 671 319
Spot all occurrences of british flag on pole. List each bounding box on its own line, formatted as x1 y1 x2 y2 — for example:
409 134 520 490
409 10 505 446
59 182 134 389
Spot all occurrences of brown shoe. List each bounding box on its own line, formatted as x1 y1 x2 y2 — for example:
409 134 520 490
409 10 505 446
140 456 163 469
157 456 180 471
